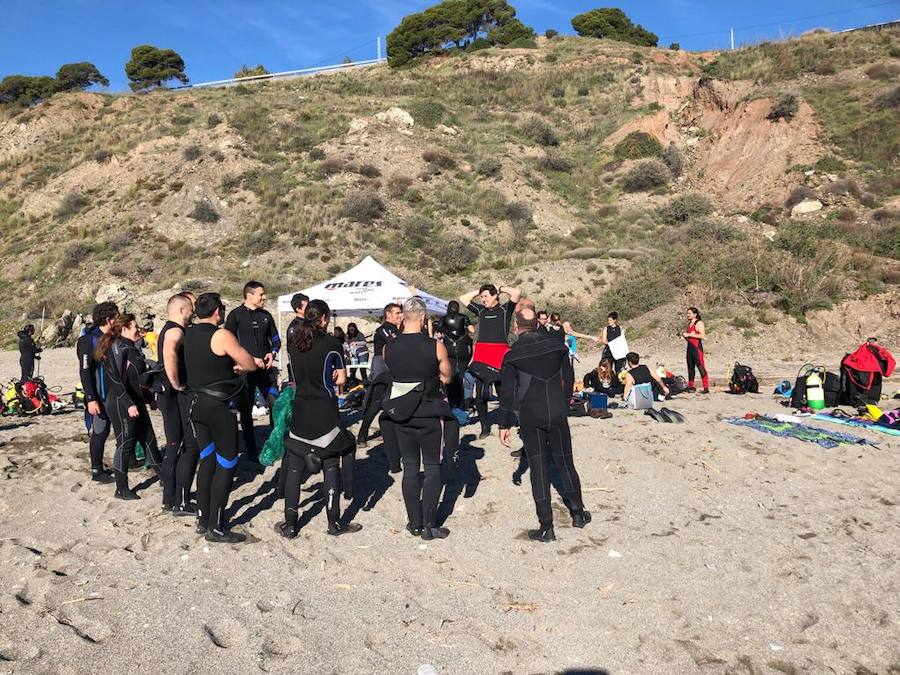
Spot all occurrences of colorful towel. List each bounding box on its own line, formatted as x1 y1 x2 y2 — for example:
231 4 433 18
812 413 900 437
725 416 871 449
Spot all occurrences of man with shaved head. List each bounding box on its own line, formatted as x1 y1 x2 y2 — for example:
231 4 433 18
498 307 590 543
156 293 200 515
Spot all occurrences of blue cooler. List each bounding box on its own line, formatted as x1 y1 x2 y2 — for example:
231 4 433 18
587 392 608 410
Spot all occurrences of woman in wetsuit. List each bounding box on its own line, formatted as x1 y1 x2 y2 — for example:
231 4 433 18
277 300 361 539
344 322 368 382
683 307 709 394
96 313 162 501
382 296 452 540
600 312 626 373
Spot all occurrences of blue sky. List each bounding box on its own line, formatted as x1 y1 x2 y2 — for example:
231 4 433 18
3 0 897 91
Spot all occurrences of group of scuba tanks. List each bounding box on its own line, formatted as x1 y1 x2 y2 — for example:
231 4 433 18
1 377 73 416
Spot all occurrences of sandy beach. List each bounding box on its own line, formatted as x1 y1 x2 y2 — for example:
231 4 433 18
0 348 898 674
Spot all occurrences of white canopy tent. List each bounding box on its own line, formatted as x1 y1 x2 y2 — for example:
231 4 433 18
277 256 448 316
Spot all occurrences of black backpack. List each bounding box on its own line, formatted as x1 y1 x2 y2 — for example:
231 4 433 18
729 362 759 394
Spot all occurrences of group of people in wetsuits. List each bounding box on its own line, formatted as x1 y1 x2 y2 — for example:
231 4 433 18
73 276 710 544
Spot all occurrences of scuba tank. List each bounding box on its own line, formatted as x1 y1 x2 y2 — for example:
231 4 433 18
806 371 826 410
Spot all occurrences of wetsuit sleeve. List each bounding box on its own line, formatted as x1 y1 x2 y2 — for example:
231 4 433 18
267 312 281 355
498 360 517 429
224 308 238 335
562 353 575 400
29 337 41 355
122 352 143 407
466 303 480 317
77 336 98 402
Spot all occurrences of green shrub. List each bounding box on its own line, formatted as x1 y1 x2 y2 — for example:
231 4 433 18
669 42 680 51
476 157 502 177
506 201 533 225
308 147 326 161
539 152 574 172
357 163 381 178
60 241 93 269
661 142 684 177
814 154 847 173
545 29 559 39
407 100 448 128
435 238 478 273
387 174 413 197
189 200 220 223
504 38 538 49
874 85 900 109
767 93 799 122
551 86 565 98
545 53 558 63
207 113 222 128
620 159 671 192
322 157 345 175
659 193 713 224
521 116 558 146
613 131 662 160
865 63 900 80
93 148 112 163
577 85 590 96
751 205 781 226
775 223 819 258
341 191 385 223
182 145 202 161
422 148 456 169
784 186 817 209
55 191 87 221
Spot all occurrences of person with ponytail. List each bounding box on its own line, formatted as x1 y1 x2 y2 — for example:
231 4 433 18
277 299 361 539
96 313 162 500
682 306 710 394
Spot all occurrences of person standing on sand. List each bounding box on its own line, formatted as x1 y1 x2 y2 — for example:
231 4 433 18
277 300 361 539
600 311 626 373
184 293 259 544
459 283 521 439
382 296 453 540
683 307 710 394
96 313 163 501
156 294 199 516
76 302 119 484
224 281 281 462
498 308 590 543
17 324 41 381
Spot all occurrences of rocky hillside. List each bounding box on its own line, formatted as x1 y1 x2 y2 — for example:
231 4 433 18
1 28 898 347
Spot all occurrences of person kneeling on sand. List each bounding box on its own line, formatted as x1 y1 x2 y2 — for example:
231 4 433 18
622 352 669 402
498 308 590 543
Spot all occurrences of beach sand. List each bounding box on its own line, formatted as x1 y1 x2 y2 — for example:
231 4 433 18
0 348 898 674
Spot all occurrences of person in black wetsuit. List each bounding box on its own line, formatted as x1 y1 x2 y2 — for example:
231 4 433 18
77 302 119 483
622 352 669 402
184 293 259 544
600 312 626 373
18 324 41 381
435 300 472 410
285 293 309 382
96 313 163 500
224 281 281 460
276 300 361 539
381 296 453 540
356 302 403 449
459 283 521 438
498 308 590 543
156 294 199 515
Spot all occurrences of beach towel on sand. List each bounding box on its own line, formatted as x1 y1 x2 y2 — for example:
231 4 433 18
725 415 872 449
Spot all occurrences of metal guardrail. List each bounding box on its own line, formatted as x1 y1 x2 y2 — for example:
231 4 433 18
180 58 385 90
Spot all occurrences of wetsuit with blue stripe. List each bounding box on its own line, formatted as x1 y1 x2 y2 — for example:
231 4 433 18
184 323 242 534
76 325 111 477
